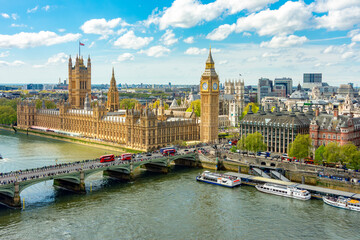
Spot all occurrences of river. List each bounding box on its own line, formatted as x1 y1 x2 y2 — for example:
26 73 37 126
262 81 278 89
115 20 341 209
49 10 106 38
0 129 359 240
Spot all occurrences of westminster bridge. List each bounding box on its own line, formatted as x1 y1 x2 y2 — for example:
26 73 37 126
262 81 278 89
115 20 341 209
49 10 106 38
0 149 203 208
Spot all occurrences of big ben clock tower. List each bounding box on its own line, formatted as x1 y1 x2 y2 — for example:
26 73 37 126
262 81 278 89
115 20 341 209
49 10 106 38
200 48 219 143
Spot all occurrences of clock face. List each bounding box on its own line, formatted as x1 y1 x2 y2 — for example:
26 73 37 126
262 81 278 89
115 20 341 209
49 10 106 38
202 82 208 91
213 82 218 91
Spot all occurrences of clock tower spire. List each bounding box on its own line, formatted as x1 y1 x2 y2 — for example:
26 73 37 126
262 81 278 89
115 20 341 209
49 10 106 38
200 48 219 143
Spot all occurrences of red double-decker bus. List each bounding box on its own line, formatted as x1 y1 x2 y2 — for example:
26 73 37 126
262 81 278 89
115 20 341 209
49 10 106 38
100 154 115 163
163 148 176 156
121 153 132 161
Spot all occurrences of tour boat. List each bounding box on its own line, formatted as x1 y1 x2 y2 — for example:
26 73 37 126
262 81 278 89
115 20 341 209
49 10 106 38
0 154 2 159
255 183 311 200
323 196 360 212
196 171 241 188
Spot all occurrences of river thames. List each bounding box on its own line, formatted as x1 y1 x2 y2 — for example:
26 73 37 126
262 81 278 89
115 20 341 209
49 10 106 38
0 129 359 240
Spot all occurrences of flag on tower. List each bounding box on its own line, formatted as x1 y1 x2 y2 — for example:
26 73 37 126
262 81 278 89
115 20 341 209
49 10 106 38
80 42 85 46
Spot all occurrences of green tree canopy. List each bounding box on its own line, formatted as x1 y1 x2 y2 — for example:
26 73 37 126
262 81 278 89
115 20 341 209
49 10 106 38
243 132 267 153
0 106 17 125
240 102 259 120
35 99 56 109
0 98 17 111
314 145 325 165
152 100 169 110
230 145 237 153
186 99 201 117
237 136 246 150
323 142 342 163
288 134 312 161
119 98 139 109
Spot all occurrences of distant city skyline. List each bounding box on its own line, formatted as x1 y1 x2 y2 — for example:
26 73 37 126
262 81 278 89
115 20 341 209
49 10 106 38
1 0 360 86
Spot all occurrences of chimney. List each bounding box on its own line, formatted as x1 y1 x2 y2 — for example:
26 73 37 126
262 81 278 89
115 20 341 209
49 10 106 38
315 107 319 117
333 107 338 118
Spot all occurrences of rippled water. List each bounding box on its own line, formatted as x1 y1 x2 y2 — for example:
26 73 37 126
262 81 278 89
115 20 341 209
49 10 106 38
0 129 359 240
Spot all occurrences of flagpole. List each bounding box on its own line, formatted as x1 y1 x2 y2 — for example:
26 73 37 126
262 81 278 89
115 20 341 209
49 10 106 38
79 41 80 57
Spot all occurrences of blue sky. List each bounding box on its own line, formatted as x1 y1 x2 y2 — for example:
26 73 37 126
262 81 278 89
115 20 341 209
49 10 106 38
0 0 360 86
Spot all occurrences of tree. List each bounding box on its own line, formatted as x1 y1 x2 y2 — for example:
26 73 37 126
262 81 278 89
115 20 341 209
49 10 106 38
288 134 312 162
340 143 358 164
347 151 360 170
186 99 201 117
0 98 17 111
239 102 259 120
0 106 17 125
244 132 267 153
323 142 342 163
314 145 325 165
237 136 246 150
119 99 139 109
152 100 169 110
230 145 237 153
35 99 56 109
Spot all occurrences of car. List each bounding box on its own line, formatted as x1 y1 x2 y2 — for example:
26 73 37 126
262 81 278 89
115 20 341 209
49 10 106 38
184 149 189 152
146 153 152 156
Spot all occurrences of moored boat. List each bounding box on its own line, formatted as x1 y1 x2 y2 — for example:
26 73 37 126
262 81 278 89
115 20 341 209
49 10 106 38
255 183 311 200
323 196 360 212
0 154 2 159
196 171 241 188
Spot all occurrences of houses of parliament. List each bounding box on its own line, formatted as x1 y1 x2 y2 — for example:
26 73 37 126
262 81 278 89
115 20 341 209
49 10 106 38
17 50 220 151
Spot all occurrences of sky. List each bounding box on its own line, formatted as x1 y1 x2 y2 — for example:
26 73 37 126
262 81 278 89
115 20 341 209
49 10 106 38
0 0 360 87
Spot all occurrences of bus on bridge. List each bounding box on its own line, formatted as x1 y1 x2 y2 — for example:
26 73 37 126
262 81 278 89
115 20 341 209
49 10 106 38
100 154 115 163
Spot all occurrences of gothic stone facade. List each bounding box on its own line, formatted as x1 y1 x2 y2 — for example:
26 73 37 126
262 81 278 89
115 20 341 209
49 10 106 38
17 102 199 151
200 49 219 143
17 55 203 151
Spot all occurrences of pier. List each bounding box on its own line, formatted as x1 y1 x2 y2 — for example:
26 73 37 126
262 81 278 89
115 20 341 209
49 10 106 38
226 172 360 200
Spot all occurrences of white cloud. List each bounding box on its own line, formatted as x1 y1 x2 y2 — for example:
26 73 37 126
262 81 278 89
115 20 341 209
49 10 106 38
0 60 25 67
260 35 308 48
160 30 178 46
1 13 10 18
262 52 280 58
33 52 68 68
207 24 236 41
208 1 311 40
184 47 220 55
183 36 194 44
139 45 170 57
114 31 153 49
11 14 18 20
11 24 27 28
315 7 360 30
185 47 207 55
0 31 81 49
313 0 360 12
42 5 50 11
117 53 135 62
148 0 278 30
80 18 128 38
58 29 66 33
341 51 355 59
322 43 355 54
27 6 38 13
219 60 228 65
0 51 10 58
243 32 251 37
